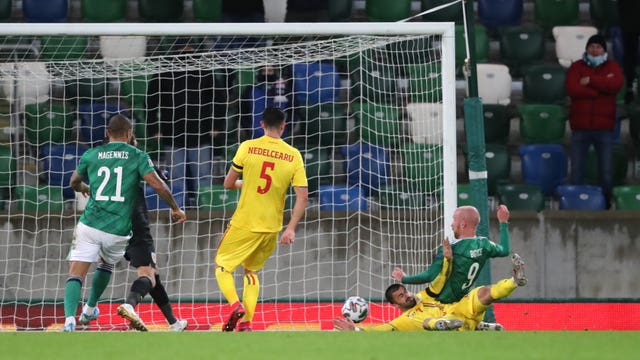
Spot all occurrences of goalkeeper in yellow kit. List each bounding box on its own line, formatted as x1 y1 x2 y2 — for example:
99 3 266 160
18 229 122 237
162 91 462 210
215 107 308 332
333 238 527 331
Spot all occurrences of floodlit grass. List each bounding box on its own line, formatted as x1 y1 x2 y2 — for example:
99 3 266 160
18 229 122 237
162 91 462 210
1 331 638 360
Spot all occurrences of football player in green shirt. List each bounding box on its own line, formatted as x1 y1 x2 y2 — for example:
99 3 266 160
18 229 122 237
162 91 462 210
62 115 186 332
392 205 514 304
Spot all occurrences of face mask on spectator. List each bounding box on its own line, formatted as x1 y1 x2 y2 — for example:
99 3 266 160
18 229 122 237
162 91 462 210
584 52 608 67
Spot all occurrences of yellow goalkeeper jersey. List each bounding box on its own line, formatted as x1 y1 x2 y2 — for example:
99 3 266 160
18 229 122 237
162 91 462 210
230 135 307 232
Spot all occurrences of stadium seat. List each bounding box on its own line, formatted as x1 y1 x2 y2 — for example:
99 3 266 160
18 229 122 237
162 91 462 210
350 61 397 104
64 77 109 104
197 184 238 211
457 183 472 207
483 144 511 195
455 25 489 75
522 64 567 105
475 64 512 105
340 142 390 197
534 0 580 33
400 143 442 194
40 143 88 199
0 0 11 21
407 63 442 103
519 144 568 196
8 62 51 109
497 184 545 212
193 0 222 22
0 145 15 189
517 104 566 144
481 104 511 145
553 26 599 68
81 0 127 22
15 185 65 212
498 25 545 77
328 0 353 21
477 0 523 33
23 0 68 22
119 73 150 117
145 183 185 211
612 185 640 210
318 185 368 211
24 101 73 146
300 147 332 197
299 103 348 147
366 0 411 22
0 111 10 146
556 185 607 210
351 102 401 147
40 36 87 61
139 0 184 22
406 102 443 145
379 183 428 209
421 0 464 24
99 36 147 60
589 0 619 33
584 143 628 187
77 102 127 146
291 62 340 106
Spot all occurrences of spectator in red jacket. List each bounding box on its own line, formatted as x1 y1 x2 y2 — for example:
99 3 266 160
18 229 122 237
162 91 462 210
565 34 623 208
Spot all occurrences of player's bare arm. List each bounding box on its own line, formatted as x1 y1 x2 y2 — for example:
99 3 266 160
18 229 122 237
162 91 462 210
280 185 308 245
143 171 186 223
69 170 90 194
223 167 242 190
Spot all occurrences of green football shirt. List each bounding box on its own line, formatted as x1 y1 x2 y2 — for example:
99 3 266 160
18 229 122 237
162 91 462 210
75 141 155 236
402 222 511 304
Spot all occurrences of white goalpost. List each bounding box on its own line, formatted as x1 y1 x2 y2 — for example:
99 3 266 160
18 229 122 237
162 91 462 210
0 22 456 331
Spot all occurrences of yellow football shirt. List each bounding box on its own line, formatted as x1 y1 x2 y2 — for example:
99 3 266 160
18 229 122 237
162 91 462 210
230 136 307 232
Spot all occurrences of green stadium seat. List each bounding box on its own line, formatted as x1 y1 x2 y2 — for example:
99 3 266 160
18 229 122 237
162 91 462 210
457 183 473 206
499 25 545 77
0 36 37 61
455 25 489 75
64 77 108 103
497 184 545 211
585 143 628 187
352 102 401 147
39 36 87 61
300 147 332 197
483 144 511 195
193 0 222 22
0 0 11 21
350 60 397 104
329 0 353 21
300 103 348 147
119 73 150 119
379 183 428 209
522 64 567 105
612 185 640 210
24 101 73 146
0 145 15 189
518 104 566 144
139 0 184 22
15 185 65 212
407 63 442 103
589 0 619 33
534 0 580 33
197 184 238 211
400 143 443 193
81 0 127 22
421 0 464 24
366 0 411 22
481 104 511 145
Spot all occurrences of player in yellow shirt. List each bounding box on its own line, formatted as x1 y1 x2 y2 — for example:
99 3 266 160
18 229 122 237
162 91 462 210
215 107 308 332
333 240 527 331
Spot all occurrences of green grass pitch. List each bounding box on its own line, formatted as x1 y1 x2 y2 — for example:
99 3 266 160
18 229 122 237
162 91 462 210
1 331 639 360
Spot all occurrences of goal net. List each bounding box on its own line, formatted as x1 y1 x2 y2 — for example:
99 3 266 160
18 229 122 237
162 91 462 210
0 22 456 331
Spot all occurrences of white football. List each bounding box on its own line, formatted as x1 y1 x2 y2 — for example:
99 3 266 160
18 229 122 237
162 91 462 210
341 296 369 323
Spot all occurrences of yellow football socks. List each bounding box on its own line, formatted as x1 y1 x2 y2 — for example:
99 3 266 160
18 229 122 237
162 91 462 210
215 267 240 304
242 274 260 322
489 278 518 300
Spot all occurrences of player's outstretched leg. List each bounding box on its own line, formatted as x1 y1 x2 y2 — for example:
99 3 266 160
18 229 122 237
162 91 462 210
511 253 527 286
149 274 188 332
424 318 463 331
117 303 148 331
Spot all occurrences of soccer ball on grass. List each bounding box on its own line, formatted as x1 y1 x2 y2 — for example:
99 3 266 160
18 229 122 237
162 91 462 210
341 296 369 323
